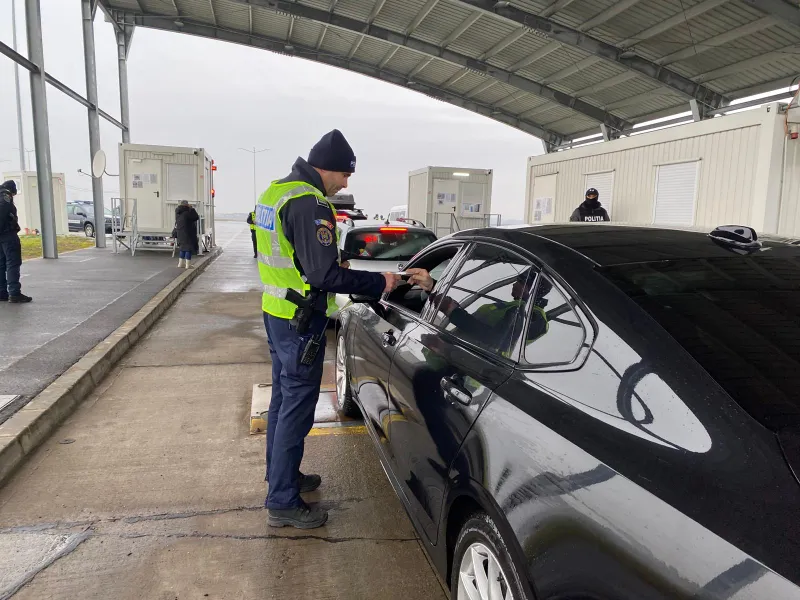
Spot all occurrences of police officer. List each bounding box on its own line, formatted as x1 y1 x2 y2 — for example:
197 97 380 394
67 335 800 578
246 207 257 258
0 180 31 303
257 130 400 529
569 188 610 222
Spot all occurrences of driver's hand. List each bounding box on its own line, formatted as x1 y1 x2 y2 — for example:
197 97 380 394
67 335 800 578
405 268 434 292
340 261 350 269
438 296 460 316
382 272 402 293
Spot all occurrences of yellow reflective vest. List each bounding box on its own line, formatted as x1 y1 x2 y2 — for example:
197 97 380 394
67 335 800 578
255 180 339 318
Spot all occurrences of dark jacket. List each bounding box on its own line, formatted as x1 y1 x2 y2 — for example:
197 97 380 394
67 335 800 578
0 188 20 237
175 204 200 254
277 157 385 311
570 199 610 223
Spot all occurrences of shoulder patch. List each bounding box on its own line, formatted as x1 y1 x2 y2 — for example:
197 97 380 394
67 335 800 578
316 226 333 247
316 197 328 207
314 219 334 230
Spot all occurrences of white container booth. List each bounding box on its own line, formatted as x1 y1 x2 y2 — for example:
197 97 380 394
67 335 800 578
2 171 68 235
115 143 216 255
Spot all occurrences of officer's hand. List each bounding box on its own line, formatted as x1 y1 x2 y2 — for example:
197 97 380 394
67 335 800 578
382 272 401 293
406 268 434 292
340 261 350 269
439 296 459 316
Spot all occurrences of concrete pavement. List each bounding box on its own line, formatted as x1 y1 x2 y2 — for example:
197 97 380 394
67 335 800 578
0 222 446 600
0 229 237 418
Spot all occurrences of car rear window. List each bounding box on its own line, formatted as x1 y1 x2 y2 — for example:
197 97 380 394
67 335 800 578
601 254 800 430
344 228 436 261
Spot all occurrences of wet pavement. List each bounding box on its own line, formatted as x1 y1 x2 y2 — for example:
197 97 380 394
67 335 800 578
0 231 232 413
0 222 446 600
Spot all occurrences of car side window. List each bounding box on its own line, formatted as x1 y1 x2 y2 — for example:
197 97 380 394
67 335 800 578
523 274 586 366
431 244 533 359
385 244 464 316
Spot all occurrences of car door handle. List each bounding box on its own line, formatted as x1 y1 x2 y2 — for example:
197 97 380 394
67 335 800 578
440 377 472 406
382 330 396 347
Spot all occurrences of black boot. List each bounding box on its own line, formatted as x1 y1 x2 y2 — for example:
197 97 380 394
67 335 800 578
9 293 32 303
299 473 322 493
268 502 328 529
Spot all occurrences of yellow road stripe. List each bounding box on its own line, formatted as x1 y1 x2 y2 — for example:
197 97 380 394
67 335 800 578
308 425 367 436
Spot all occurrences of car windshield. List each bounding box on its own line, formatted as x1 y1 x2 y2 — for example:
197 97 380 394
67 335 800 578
600 253 800 431
344 228 436 261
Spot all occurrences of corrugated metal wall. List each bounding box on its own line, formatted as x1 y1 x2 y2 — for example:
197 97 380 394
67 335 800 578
779 139 800 238
529 125 762 228
123 150 197 165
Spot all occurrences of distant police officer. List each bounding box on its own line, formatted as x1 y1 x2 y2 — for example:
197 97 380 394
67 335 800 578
0 180 31 303
570 188 610 223
246 207 257 258
256 130 400 529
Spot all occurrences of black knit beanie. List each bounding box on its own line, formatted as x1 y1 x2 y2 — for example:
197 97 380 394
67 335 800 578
1 180 17 195
308 130 356 174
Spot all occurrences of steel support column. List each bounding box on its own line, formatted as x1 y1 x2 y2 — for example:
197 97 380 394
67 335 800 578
82 0 106 248
12 0 26 173
25 0 57 258
117 24 133 143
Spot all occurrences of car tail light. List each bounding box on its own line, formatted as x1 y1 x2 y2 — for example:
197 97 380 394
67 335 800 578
380 227 407 233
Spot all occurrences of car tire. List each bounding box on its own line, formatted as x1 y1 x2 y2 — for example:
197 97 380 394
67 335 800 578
335 332 360 418
451 513 526 600
84 222 95 238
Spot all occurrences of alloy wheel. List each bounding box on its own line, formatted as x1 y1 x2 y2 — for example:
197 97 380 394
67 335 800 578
457 542 515 600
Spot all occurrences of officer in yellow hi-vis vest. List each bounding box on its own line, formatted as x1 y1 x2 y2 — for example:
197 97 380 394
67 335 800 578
257 130 400 529
246 208 257 258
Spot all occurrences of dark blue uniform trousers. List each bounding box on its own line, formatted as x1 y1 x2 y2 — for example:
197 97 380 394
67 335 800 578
264 311 328 509
0 234 22 297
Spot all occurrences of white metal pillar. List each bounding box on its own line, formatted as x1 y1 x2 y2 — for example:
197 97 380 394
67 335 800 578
116 24 133 143
82 0 105 248
12 0 26 173
25 0 57 258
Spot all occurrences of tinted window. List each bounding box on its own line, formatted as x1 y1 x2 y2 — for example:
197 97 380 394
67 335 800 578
385 244 463 315
344 228 436 261
523 275 585 366
432 244 531 358
601 255 800 430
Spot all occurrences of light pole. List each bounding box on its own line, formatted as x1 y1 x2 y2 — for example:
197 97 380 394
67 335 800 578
12 0 26 175
238 147 269 206
12 148 34 171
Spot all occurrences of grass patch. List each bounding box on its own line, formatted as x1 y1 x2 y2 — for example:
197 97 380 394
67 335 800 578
20 235 95 261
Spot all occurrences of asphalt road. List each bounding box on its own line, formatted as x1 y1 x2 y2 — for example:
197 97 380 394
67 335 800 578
0 222 446 600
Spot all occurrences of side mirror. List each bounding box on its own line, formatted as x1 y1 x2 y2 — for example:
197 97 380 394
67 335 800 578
349 294 376 304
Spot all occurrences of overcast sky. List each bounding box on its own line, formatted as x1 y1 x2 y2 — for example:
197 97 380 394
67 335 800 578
0 1 544 220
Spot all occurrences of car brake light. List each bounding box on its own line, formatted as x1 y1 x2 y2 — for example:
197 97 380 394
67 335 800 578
335 214 348 222
380 227 407 232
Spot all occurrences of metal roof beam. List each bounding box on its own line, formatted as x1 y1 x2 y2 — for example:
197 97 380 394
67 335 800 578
208 0 217 26
479 27 527 60
465 78 497 98
605 88 682 111
578 0 642 32
618 0 729 47
441 12 481 48
440 68 469 88
127 11 563 145
695 45 800 83
493 90 526 109
540 56 602 85
540 0 579 18
378 46 399 69
406 0 439 36
656 16 775 65
741 0 800 28
450 0 729 108
347 0 388 60
509 40 561 72
573 71 637 97
235 0 629 130
409 57 434 78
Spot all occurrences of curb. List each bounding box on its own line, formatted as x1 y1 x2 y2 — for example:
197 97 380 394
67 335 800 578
0 248 222 487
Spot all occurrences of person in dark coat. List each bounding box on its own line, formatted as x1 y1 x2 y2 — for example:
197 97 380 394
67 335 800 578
175 200 200 269
0 180 31 303
570 188 611 222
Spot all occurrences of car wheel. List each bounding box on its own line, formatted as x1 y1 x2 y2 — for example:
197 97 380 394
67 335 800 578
335 332 360 418
452 513 525 600
84 222 95 238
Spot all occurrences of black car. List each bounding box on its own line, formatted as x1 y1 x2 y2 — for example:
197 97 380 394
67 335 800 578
67 201 117 237
336 224 800 600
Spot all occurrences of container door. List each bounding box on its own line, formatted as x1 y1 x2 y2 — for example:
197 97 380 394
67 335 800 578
529 172 557 224
126 158 163 230
432 179 459 236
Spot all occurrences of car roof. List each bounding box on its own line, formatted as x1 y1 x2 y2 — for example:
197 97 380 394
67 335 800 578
450 224 800 267
341 219 432 231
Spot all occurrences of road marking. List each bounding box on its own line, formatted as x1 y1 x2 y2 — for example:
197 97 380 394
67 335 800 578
308 425 366 436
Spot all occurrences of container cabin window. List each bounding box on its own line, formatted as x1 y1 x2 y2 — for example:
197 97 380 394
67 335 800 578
584 171 614 217
653 161 699 227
